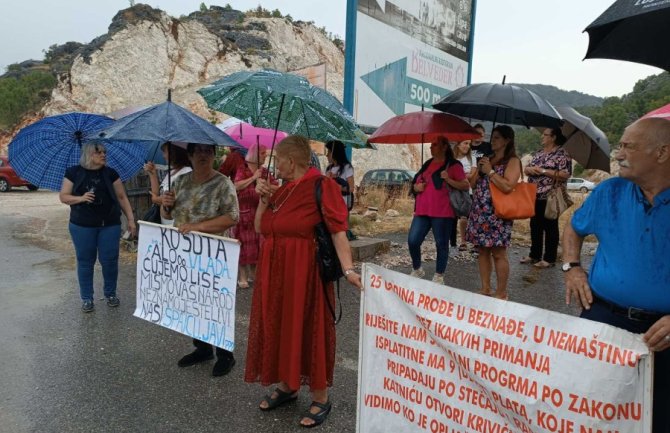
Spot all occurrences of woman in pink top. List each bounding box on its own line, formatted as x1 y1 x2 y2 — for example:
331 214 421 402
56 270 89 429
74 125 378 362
408 137 469 284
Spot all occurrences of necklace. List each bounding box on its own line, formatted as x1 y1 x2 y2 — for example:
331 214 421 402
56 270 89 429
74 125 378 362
270 179 302 213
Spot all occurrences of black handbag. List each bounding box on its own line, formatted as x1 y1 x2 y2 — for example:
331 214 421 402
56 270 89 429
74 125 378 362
314 177 343 323
142 204 162 223
314 177 344 282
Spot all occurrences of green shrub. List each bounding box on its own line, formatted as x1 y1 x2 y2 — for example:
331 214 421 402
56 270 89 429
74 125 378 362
0 70 56 129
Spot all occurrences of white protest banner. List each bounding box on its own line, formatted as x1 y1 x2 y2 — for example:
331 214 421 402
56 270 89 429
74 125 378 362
357 264 653 433
134 222 240 351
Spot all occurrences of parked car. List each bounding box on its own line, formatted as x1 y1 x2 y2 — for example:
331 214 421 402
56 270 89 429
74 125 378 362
566 177 596 193
0 156 38 192
357 168 416 197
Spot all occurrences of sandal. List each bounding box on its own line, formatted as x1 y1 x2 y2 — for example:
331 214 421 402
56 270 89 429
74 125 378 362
519 256 537 264
238 281 249 289
533 260 555 269
259 388 298 411
458 244 468 252
300 400 332 428
479 289 492 296
495 292 509 301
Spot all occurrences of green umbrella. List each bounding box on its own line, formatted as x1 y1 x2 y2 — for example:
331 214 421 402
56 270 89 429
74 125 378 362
197 69 368 148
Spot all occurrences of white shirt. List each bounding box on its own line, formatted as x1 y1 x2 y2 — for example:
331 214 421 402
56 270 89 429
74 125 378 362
327 163 354 208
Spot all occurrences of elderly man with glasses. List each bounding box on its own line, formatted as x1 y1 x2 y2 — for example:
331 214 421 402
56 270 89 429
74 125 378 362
563 117 670 432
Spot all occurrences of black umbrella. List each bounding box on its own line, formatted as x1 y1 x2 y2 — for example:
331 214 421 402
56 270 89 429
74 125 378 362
432 81 563 129
584 0 670 71
555 106 611 173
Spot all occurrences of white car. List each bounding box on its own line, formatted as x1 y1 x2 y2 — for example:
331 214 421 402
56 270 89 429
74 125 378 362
567 177 596 193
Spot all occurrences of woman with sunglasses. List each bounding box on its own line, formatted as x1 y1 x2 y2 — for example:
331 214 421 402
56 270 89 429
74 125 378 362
59 142 136 312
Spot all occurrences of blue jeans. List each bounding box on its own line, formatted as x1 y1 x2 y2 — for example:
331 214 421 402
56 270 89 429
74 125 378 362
69 223 121 301
408 216 454 274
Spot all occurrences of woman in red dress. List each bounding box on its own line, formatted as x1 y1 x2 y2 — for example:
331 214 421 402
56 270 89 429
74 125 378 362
244 135 362 428
232 144 272 289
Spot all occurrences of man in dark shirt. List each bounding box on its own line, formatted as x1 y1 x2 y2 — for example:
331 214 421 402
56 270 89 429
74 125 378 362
470 123 493 160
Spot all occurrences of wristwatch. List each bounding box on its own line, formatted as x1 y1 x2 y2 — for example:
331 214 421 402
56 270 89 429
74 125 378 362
561 262 581 272
488 169 496 176
344 268 355 277
541 169 547 174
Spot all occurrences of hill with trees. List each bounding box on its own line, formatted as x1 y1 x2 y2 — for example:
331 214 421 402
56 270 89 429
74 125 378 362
513 72 670 169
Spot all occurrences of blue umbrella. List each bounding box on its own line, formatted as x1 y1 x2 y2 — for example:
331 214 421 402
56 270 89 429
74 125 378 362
96 98 241 149
8 113 146 191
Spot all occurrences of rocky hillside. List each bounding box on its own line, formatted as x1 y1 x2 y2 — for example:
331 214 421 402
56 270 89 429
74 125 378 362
2 4 426 182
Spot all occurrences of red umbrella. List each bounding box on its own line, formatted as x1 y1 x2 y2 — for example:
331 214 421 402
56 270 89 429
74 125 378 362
642 103 670 120
368 111 481 144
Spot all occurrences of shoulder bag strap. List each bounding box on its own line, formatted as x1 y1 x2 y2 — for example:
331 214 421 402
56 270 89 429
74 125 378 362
315 177 342 325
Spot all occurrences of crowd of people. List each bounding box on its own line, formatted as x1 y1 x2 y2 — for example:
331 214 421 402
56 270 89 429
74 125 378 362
55 115 669 429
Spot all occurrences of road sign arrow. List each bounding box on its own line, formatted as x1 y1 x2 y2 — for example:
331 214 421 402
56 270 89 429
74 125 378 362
360 58 451 115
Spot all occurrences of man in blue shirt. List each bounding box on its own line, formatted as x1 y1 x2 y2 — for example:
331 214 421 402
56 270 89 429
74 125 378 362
563 117 670 432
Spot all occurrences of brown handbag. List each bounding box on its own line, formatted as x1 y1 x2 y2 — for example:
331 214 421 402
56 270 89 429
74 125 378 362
489 162 537 220
544 181 574 220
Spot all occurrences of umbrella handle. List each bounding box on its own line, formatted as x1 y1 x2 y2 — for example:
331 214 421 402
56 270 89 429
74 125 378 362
267 94 286 180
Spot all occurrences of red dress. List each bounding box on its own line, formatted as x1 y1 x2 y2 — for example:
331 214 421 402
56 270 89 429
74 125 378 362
244 168 348 390
231 164 274 266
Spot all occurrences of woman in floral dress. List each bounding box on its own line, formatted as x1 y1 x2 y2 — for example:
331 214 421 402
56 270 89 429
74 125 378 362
466 125 521 300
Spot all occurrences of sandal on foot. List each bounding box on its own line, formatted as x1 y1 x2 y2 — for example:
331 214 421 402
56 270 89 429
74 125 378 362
533 260 555 269
238 281 249 289
479 289 492 296
495 293 509 301
259 388 298 411
519 256 537 264
300 400 332 428
458 244 468 252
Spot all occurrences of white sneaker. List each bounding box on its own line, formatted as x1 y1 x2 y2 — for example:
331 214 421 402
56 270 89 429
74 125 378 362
432 273 444 284
410 268 425 278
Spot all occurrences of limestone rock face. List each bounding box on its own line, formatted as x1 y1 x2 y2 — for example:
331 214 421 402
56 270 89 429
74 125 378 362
36 6 423 181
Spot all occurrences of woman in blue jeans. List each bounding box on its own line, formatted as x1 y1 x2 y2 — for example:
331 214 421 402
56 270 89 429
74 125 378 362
59 142 136 312
408 138 468 284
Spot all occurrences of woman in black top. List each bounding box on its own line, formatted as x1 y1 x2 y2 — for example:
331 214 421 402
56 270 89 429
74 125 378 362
59 142 136 312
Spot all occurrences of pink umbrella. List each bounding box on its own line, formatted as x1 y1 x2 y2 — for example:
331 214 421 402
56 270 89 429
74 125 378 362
223 122 287 149
642 103 670 120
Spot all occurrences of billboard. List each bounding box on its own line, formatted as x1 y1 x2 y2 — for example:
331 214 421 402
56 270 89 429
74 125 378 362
345 0 476 128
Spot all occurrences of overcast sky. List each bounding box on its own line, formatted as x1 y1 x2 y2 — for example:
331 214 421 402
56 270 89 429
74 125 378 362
0 0 662 98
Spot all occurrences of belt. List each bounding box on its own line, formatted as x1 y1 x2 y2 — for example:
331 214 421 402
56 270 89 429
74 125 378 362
593 295 666 322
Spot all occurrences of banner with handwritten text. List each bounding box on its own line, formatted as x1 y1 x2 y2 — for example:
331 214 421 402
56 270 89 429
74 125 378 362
134 222 240 351
357 264 653 433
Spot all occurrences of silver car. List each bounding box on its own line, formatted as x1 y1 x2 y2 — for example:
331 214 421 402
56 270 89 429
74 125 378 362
566 177 596 193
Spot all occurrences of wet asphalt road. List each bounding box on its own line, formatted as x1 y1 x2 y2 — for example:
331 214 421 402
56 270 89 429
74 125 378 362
0 190 590 433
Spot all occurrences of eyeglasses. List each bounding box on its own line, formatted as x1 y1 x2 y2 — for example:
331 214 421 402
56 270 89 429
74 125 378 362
94 149 107 155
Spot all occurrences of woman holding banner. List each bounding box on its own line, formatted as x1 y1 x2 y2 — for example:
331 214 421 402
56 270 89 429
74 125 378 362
160 143 239 377
245 135 362 428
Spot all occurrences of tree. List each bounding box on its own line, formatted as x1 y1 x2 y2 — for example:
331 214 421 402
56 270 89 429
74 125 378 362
200 2 208 12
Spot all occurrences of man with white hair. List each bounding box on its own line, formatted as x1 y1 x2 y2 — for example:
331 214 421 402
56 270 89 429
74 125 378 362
563 117 670 432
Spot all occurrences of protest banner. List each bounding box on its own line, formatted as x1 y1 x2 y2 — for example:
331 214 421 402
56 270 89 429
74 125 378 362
357 264 653 433
134 222 240 351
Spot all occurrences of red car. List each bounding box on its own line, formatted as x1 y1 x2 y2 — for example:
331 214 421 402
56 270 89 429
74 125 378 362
0 156 38 192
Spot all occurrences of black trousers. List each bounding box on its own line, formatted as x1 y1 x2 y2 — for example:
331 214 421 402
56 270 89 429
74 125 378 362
582 302 670 433
193 338 234 360
529 199 559 263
